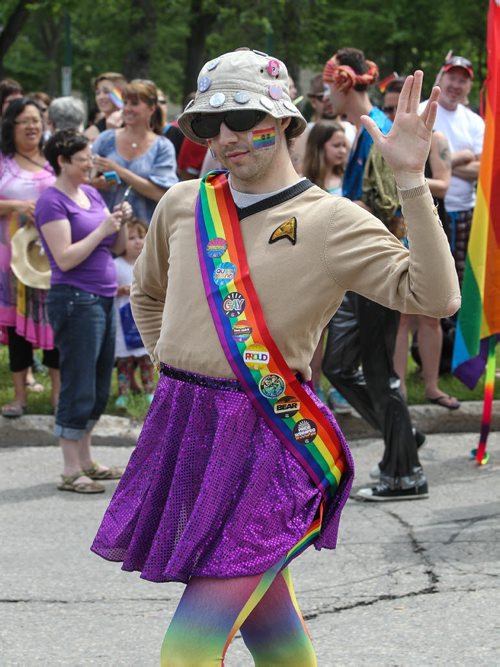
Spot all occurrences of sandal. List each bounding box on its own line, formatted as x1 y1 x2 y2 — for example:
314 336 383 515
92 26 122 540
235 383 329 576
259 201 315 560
1 402 27 418
427 394 461 410
57 472 105 494
82 462 124 480
26 379 44 393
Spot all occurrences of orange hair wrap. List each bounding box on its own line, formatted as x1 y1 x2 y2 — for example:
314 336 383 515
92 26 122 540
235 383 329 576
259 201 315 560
323 56 379 92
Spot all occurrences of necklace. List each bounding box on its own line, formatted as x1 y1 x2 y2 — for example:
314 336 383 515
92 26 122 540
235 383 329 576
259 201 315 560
15 151 48 170
129 135 143 149
127 132 149 149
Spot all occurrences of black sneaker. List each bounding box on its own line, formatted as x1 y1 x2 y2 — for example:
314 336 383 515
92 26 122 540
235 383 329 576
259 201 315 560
413 429 426 449
355 481 429 501
369 430 426 480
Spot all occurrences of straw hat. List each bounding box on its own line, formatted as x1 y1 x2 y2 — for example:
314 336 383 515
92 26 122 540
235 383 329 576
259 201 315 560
178 48 307 145
10 225 51 290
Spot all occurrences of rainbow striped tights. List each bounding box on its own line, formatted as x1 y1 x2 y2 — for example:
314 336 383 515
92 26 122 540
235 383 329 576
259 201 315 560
161 565 317 666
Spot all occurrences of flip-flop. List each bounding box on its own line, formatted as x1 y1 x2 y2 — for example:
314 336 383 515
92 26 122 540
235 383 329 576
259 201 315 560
427 394 461 410
1 402 27 418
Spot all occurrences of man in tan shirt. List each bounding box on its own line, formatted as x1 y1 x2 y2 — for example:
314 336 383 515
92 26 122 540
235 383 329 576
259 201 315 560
96 49 460 664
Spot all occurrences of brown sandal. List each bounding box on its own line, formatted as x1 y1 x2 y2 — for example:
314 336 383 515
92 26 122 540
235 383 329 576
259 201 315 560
82 462 123 480
57 472 105 494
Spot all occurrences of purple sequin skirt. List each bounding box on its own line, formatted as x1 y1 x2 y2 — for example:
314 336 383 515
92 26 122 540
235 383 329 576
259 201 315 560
91 364 354 583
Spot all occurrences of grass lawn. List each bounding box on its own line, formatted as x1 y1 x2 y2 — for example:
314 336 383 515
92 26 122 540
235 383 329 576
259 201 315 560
1 345 499 422
0 346 152 421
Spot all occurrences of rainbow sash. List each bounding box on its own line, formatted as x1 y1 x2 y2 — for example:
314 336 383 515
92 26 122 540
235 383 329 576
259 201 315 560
195 171 348 560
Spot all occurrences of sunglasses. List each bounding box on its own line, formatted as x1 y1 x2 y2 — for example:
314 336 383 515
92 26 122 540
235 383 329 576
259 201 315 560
382 105 396 114
191 110 267 139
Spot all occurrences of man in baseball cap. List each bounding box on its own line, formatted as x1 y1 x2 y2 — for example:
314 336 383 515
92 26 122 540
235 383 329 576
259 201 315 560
419 53 484 284
94 47 460 664
441 55 474 80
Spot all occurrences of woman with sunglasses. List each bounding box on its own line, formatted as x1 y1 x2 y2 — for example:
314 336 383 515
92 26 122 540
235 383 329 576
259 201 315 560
92 79 178 224
0 97 60 418
92 50 460 665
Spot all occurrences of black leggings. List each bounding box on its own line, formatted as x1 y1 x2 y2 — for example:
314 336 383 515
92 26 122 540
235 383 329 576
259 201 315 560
7 327 59 373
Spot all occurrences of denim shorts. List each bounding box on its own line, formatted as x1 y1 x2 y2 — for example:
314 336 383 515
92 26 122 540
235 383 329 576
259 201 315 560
47 284 115 440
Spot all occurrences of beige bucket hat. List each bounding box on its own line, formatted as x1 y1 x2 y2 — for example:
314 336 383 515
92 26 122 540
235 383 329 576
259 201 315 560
178 48 306 145
10 225 51 290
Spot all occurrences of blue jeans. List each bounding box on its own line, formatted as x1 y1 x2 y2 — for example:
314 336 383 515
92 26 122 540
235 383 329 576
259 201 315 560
47 285 115 440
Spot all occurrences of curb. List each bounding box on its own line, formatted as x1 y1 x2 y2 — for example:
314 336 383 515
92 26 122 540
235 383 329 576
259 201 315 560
1 401 498 447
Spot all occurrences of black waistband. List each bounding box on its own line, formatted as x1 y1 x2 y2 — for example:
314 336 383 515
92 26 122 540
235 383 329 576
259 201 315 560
160 363 244 392
160 363 305 391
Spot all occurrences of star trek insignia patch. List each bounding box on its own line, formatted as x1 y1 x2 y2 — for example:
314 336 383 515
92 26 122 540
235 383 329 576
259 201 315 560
269 217 297 245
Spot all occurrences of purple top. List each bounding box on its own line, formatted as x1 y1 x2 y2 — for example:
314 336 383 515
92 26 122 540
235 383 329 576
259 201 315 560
35 184 118 297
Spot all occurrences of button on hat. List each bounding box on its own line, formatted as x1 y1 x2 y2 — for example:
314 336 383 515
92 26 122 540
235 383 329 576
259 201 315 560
178 48 306 145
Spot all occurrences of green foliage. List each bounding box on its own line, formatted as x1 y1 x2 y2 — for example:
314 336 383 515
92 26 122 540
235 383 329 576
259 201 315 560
0 1 490 111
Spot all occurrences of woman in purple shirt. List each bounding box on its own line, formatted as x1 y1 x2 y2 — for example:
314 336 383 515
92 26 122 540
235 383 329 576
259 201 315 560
36 129 131 494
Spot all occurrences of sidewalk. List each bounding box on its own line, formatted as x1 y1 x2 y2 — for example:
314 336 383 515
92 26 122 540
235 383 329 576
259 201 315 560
1 400 499 447
1 432 499 665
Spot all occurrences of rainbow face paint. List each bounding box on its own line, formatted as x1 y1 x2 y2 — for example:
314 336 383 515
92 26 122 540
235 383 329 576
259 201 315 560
252 127 276 150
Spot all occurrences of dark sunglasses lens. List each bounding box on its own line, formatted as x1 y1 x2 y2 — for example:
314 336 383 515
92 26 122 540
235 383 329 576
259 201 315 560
383 106 395 113
224 110 266 132
191 110 266 139
191 113 224 139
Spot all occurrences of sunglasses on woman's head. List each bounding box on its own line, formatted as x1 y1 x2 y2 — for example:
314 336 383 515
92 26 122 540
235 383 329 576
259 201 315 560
190 110 267 139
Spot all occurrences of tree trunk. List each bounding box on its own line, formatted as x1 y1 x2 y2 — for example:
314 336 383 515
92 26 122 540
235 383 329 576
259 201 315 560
183 0 219 100
122 0 156 80
0 0 39 78
36 14 64 97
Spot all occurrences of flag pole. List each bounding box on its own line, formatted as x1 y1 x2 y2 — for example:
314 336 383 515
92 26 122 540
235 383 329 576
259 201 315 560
472 336 497 465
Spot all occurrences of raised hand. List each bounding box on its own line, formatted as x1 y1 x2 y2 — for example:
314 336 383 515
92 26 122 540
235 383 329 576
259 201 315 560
360 71 440 182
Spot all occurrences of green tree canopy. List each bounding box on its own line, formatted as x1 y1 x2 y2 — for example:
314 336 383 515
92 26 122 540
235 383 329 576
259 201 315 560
0 0 489 111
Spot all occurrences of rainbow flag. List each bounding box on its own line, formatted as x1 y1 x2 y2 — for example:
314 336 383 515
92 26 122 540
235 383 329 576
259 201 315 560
108 87 123 109
452 0 500 390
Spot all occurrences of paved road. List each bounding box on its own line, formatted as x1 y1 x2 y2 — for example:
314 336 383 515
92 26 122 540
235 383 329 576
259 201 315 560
1 432 499 665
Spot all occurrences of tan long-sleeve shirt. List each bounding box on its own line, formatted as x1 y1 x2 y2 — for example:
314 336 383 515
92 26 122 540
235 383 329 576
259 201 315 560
131 179 460 381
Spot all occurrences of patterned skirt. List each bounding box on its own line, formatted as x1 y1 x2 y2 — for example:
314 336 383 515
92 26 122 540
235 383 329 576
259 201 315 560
91 364 354 584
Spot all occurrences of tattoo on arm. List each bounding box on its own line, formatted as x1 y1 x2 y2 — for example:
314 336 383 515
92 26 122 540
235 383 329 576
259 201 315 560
439 138 451 168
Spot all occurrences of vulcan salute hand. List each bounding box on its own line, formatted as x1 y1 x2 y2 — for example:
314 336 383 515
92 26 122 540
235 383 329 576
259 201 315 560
360 71 440 187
